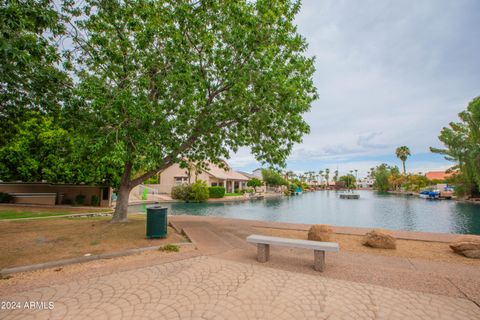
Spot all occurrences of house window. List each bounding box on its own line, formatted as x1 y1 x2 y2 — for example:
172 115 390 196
211 182 218 187
174 177 188 185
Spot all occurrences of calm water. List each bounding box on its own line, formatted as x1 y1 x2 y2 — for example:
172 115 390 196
129 190 480 234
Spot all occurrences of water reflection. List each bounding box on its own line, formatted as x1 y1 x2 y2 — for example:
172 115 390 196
128 191 480 235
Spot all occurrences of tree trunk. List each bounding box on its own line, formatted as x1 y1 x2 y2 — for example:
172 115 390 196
112 161 133 223
402 161 406 175
112 183 131 222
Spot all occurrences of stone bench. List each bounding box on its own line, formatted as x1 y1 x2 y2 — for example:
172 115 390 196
246 234 339 272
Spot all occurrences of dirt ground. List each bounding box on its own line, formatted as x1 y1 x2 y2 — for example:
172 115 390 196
254 227 480 266
0 214 188 269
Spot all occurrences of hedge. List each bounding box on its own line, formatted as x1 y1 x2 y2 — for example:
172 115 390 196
209 186 225 198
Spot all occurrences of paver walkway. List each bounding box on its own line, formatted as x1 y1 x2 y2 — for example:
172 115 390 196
1 215 480 319
1 256 479 320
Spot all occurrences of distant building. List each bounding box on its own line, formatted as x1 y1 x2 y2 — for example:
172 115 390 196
252 168 263 179
425 171 454 181
357 178 374 189
157 161 250 194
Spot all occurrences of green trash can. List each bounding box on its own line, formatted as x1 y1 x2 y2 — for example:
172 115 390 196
146 206 167 238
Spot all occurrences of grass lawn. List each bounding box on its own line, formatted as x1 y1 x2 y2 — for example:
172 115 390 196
224 193 243 197
0 214 188 269
0 205 112 220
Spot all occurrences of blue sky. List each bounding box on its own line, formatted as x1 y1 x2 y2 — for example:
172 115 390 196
229 0 480 177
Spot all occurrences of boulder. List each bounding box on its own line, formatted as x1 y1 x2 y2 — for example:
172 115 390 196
362 230 396 249
450 236 480 259
308 224 333 242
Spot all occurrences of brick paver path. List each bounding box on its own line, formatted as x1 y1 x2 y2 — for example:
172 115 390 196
1 256 479 320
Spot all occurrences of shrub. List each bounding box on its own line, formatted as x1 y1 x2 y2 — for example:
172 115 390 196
171 184 192 201
75 194 86 205
91 195 100 206
190 180 209 202
0 192 13 203
247 178 263 191
209 186 225 198
159 244 179 252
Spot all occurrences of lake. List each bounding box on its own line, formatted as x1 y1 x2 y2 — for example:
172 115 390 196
128 190 480 235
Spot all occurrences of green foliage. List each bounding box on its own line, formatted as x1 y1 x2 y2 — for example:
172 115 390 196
75 194 86 205
0 114 121 186
431 97 480 197
172 181 209 202
339 174 356 189
159 244 179 252
247 178 263 190
171 184 192 201
91 195 100 206
190 180 209 202
62 0 317 220
373 164 392 192
395 146 411 174
143 175 159 184
0 193 14 203
0 0 71 147
208 186 226 198
402 175 430 192
262 169 288 186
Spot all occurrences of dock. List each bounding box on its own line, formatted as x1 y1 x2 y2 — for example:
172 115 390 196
339 194 360 199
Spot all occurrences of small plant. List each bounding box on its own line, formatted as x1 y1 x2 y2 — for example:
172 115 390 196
90 240 100 246
0 192 13 203
171 184 192 201
158 244 179 252
91 195 100 206
0 273 12 280
75 194 86 205
209 186 226 198
190 180 209 202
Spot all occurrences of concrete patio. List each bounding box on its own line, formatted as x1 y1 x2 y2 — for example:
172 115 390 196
1 215 479 319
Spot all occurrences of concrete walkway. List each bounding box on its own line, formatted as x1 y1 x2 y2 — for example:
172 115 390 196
1 215 479 319
1 256 479 320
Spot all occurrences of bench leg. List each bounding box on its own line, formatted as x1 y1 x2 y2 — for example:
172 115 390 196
257 244 270 262
314 250 325 272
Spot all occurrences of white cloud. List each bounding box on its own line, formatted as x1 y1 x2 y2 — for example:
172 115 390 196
229 0 480 173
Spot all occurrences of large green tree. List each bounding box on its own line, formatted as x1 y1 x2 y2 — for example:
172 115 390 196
395 146 410 175
431 96 480 196
0 0 71 146
66 0 317 221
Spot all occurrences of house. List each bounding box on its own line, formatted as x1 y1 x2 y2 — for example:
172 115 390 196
252 168 263 179
425 171 454 181
0 182 112 207
156 161 250 194
357 178 374 189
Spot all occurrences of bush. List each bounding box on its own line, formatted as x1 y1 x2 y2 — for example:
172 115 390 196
75 194 86 205
191 180 209 202
247 178 263 190
0 192 13 203
91 195 100 206
209 186 225 198
171 184 192 201
159 244 179 252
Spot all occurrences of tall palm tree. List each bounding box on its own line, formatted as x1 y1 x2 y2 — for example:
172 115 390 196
395 146 411 175
325 169 330 185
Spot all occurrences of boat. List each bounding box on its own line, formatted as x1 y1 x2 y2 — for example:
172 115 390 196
419 190 439 200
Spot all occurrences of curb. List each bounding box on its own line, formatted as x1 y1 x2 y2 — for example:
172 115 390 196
2 211 114 221
0 242 195 276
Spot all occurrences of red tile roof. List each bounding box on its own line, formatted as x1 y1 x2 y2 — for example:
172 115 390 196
425 171 454 181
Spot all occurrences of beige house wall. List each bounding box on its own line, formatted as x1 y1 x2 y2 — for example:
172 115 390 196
157 163 249 194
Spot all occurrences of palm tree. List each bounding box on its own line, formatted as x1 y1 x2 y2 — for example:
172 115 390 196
325 169 330 185
395 146 411 175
